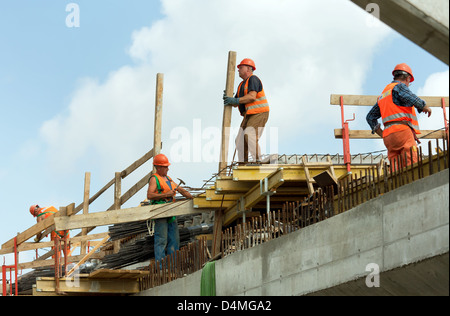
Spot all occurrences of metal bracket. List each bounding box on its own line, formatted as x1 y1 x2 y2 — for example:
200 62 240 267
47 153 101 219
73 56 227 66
260 177 276 196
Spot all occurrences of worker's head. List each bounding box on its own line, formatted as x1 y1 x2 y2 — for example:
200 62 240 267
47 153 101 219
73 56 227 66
30 204 40 217
392 63 414 86
237 58 256 80
153 154 170 175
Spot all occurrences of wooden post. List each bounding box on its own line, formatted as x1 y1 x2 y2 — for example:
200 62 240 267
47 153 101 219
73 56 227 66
113 172 121 254
218 51 237 175
212 51 237 257
154 73 164 157
80 172 90 255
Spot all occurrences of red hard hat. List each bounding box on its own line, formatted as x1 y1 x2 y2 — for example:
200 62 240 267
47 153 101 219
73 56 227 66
393 63 414 83
153 154 170 166
238 58 256 71
30 204 39 217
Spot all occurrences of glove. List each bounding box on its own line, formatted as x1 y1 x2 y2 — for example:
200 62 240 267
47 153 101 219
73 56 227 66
223 96 240 106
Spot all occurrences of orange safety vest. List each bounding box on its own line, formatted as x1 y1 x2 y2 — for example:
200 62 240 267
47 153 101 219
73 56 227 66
378 82 421 138
150 174 176 223
37 206 69 238
150 174 175 204
236 75 270 115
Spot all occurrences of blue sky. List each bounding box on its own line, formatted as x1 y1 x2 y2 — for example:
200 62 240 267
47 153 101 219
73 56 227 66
0 0 448 266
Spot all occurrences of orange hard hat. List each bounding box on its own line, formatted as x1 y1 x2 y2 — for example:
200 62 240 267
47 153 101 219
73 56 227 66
153 153 170 167
393 63 414 83
30 204 39 217
238 58 256 71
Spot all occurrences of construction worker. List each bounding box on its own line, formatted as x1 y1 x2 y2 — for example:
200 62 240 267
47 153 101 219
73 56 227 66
29 204 70 257
147 154 193 265
223 58 270 163
366 63 432 165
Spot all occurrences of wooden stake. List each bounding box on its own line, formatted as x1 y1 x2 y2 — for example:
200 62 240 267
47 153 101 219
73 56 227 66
154 73 164 157
80 172 90 255
212 51 237 257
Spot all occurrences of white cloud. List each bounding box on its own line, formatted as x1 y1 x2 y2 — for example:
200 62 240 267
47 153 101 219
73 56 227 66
416 70 449 131
39 0 394 188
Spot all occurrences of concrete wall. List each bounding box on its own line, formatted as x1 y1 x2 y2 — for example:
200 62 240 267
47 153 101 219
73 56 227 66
138 169 449 296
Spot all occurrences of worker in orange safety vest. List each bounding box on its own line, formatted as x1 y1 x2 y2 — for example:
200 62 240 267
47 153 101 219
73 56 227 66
146 154 193 266
30 204 70 257
366 63 432 165
223 58 270 163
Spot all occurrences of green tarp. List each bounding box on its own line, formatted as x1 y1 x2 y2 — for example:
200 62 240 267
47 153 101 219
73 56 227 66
200 261 216 296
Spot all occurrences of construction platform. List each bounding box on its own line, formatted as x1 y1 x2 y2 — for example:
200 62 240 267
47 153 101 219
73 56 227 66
193 153 386 226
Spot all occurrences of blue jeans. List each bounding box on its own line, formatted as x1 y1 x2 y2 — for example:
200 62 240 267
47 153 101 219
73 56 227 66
154 218 179 266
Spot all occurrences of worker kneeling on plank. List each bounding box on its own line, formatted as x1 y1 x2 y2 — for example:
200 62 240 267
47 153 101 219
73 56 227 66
30 204 70 258
366 63 432 166
147 154 193 267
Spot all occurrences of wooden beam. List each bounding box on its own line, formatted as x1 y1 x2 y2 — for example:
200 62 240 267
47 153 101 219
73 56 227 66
330 94 449 107
19 252 105 270
213 51 237 257
154 73 164 156
54 200 214 231
0 232 108 255
334 129 446 139
223 168 285 226
67 235 109 277
218 51 237 175
2 214 56 249
81 172 90 255
34 276 140 295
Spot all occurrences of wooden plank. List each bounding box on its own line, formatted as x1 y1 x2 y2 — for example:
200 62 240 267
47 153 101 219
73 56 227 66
218 51 237 175
154 73 164 156
334 129 446 139
214 51 236 257
2 214 56 249
81 172 90 255
120 147 156 178
0 232 108 255
89 269 149 279
18 251 105 270
54 200 214 231
67 235 109 277
330 94 449 107
35 276 140 294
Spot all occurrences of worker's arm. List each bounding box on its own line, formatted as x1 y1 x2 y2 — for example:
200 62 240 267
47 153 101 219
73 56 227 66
147 176 175 201
366 103 383 137
237 91 257 105
393 83 430 116
176 186 194 199
421 105 432 117
168 180 194 199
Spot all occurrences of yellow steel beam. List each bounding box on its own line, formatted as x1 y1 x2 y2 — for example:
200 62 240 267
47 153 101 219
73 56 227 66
231 164 382 182
193 195 236 209
205 188 243 201
214 179 254 193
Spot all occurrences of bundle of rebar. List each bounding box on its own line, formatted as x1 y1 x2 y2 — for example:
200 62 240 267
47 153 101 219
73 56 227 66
101 218 213 270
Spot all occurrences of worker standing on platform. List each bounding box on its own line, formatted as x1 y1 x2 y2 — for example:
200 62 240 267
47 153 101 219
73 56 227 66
147 154 193 265
223 58 270 163
366 63 432 165
30 204 70 257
